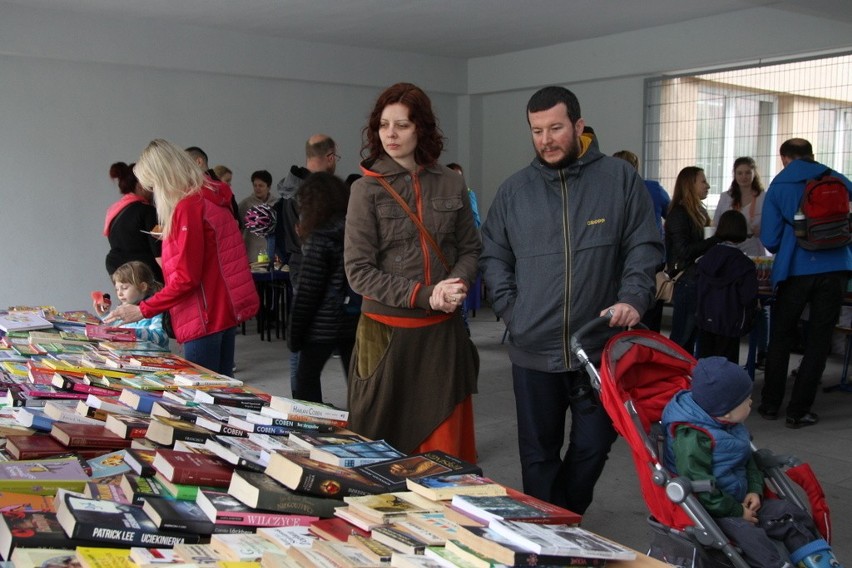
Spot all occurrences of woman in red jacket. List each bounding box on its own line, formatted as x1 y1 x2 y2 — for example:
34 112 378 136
106 139 259 376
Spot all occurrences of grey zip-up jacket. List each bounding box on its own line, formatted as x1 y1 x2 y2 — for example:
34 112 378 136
480 141 662 371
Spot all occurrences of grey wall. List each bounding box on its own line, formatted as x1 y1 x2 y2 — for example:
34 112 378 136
1 4 850 309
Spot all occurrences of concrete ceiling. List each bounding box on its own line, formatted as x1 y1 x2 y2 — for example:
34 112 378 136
2 0 850 59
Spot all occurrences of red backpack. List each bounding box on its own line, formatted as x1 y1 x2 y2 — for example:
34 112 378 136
794 171 852 250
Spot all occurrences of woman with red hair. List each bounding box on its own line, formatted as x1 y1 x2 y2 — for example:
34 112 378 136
344 83 481 462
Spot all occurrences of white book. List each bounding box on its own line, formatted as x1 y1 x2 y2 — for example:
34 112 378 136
487 520 637 560
256 525 316 551
267 396 349 421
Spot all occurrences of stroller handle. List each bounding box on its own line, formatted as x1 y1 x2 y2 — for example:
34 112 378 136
569 311 613 355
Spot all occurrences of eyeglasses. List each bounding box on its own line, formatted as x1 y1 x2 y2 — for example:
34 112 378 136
327 153 341 161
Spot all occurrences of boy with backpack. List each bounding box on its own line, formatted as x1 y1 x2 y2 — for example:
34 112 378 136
757 138 852 428
662 357 841 568
696 210 759 364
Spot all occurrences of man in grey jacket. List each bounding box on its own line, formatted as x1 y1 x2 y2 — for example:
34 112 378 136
480 86 661 514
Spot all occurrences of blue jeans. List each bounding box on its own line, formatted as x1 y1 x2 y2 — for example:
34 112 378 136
669 276 698 356
761 272 847 417
512 365 618 514
184 327 237 377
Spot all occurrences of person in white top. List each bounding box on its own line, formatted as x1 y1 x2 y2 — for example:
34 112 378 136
713 156 767 257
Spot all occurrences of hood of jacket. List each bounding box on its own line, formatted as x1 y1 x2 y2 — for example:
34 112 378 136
697 243 754 286
774 158 831 185
359 154 444 180
199 178 235 210
276 165 310 199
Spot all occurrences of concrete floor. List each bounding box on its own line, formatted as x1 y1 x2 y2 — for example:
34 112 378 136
233 306 852 560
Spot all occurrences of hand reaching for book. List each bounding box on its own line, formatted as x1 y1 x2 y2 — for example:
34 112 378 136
103 303 143 325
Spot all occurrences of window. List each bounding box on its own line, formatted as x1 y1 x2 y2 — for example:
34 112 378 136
644 53 852 214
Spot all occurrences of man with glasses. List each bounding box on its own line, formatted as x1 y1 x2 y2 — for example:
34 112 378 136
274 134 340 390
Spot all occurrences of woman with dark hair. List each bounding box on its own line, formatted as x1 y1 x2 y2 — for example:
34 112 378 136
344 82 481 461
287 172 358 403
103 162 162 281
666 166 718 355
712 156 767 256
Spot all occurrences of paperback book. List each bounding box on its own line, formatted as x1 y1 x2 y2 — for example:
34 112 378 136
265 451 384 498
0 457 89 495
352 450 482 493
486 520 636 560
227 470 343 518
85 448 133 478
342 492 442 524
406 474 507 501
449 489 582 526
141 495 217 534
309 439 406 468
267 397 349 422
454 524 608 567
50 422 132 449
196 489 320 528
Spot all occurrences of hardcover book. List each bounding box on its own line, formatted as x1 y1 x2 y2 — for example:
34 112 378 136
56 492 202 548
0 457 89 495
152 449 234 487
50 422 132 449
5 433 68 460
227 470 343 518
406 474 507 501
265 451 384 498
309 439 406 468
352 450 483 493
196 489 319 528
141 495 216 534
455 525 608 567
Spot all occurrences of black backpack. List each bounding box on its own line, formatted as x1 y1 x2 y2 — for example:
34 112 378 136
793 171 852 251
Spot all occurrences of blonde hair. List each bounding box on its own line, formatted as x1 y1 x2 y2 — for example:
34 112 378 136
212 164 232 180
111 261 162 296
612 150 639 170
134 139 206 238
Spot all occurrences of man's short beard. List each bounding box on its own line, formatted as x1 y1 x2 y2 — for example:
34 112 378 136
538 144 580 170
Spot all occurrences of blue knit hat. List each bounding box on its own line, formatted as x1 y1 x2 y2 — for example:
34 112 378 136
691 356 753 416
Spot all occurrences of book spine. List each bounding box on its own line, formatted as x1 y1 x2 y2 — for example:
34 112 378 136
70 523 198 547
267 417 334 432
285 413 348 428
271 398 348 421
215 512 319 527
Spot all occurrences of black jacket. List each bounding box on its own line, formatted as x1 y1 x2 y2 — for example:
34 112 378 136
105 201 163 281
696 243 758 337
665 204 718 279
287 217 359 352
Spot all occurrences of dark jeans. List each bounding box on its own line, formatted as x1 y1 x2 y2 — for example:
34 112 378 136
761 272 847 418
717 498 819 568
670 277 698 356
512 365 618 515
291 339 354 403
184 327 237 377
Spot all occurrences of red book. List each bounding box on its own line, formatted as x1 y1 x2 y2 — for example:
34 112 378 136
5 434 68 459
51 372 122 397
308 517 370 541
85 324 136 342
49 422 133 449
152 449 234 487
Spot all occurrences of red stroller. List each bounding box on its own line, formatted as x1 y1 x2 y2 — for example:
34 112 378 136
569 317 830 568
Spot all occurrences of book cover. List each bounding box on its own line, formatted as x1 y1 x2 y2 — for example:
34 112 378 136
195 415 250 438
50 422 132 449
118 388 163 413
370 525 428 555
311 539 385 568
243 411 334 433
227 470 343 518
209 533 281 562
309 439 406 468
255 525 316 551
196 402 254 423
141 495 216 534
287 432 372 450
56 492 202 548
265 452 384 498
74 546 137 567
332 506 383 532
450 490 582 526
152 449 233 487
127 353 190 371
346 534 395 563
154 473 220 502
192 389 267 411
455 525 608 567
10 548 81 567
173 370 245 388
171 543 220 565
120 473 168 506
84 480 131 505
352 450 482 493
0 311 53 333
150 400 203 422
267 397 349 422
50 310 102 327
51 372 121 397
124 447 156 477
196 489 319 527
486 520 635 560
204 435 268 471
84 324 137 342
0 508 92 560
85 449 132 478
5 433 68 459
342 492 442 524
403 512 463 543
0 457 89 495
406 474 507 501
228 415 311 436
308 517 369 542
385 518 447 546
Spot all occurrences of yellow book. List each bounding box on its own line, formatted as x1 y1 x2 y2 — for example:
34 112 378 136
75 546 134 568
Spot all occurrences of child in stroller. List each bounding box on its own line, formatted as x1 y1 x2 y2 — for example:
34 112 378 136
661 356 838 568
